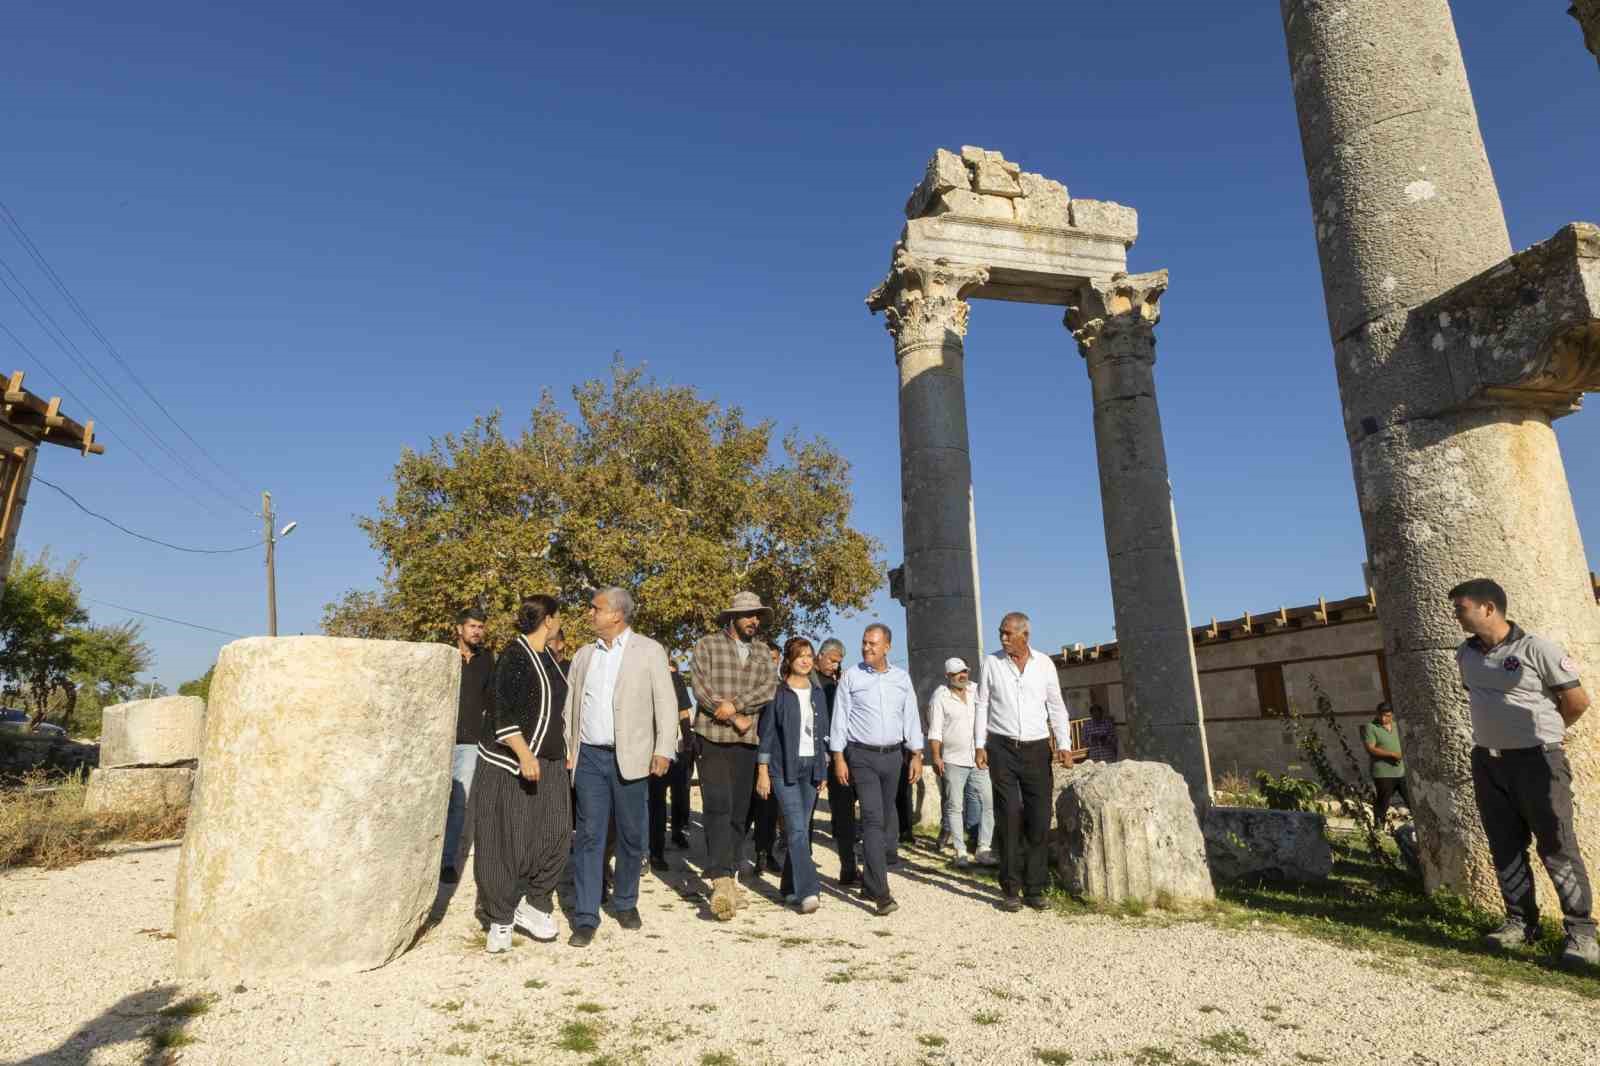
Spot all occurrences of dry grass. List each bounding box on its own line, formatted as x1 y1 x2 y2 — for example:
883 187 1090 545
0 772 187 871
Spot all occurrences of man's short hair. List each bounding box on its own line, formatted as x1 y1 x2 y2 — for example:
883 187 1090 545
864 622 893 645
817 637 846 658
596 585 636 623
999 611 1030 634
456 606 487 626
1448 578 1507 616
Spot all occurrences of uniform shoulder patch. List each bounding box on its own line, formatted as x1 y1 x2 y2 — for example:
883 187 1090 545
1503 655 1522 672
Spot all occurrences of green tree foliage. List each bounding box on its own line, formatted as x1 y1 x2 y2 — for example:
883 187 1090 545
66 621 154 736
0 550 87 726
324 359 884 652
178 665 215 701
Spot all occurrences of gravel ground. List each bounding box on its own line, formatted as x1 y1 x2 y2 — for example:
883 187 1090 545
1 820 1595 1066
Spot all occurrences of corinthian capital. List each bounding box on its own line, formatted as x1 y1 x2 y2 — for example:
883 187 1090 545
866 244 989 351
1065 269 1169 358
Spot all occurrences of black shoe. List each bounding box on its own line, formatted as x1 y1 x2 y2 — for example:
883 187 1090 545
671 832 691 849
936 830 954 850
1023 895 1049 912
999 895 1023 914
650 855 669 873
765 851 783 874
886 852 903 868
614 908 642 931
838 868 860 887
875 897 899 917
568 927 595 948
440 865 459 884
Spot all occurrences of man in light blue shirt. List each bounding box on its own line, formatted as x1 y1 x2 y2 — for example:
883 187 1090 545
829 623 924 916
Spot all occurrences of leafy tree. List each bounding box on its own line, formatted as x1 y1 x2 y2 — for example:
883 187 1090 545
324 359 884 653
66 620 154 735
178 665 215 701
0 550 87 727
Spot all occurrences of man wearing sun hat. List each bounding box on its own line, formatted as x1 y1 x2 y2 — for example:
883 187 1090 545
927 656 995 868
690 590 780 920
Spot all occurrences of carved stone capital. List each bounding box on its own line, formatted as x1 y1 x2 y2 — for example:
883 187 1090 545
866 244 989 351
1065 270 1169 358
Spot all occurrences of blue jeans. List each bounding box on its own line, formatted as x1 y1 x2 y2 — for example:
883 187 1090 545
572 745 647 930
443 744 476 870
943 763 994 855
941 774 986 836
773 757 821 902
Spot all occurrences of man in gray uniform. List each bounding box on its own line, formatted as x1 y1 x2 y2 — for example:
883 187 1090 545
1450 578 1596 967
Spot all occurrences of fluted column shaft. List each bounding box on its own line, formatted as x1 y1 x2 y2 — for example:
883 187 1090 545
868 250 989 720
1068 270 1212 810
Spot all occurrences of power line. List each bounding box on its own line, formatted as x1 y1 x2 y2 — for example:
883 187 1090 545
84 597 246 639
0 316 242 522
33 475 264 554
0 200 255 496
0 250 254 515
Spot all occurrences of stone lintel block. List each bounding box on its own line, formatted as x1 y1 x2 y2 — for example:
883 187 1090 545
971 158 1023 198
1416 222 1600 419
1201 807 1332 883
929 188 1015 223
1069 199 1139 245
84 766 195 814
100 695 206 768
905 148 972 219
1015 172 1071 229
959 145 987 164
900 216 1129 306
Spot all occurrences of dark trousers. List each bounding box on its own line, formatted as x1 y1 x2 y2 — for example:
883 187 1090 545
746 789 780 858
846 744 903 904
896 760 914 842
699 739 757 879
1372 775 1411 824
571 745 647 930
648 754 691 860
989 737 1053 898
1471 745 1596 935
471 760 570 925
817 760 859 877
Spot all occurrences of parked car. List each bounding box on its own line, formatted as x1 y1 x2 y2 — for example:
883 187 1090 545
0 708 67 736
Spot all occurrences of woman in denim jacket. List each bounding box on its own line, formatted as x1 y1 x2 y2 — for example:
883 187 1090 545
756 636 831 913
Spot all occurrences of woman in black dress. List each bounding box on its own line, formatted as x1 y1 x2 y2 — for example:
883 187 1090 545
473 594 569 953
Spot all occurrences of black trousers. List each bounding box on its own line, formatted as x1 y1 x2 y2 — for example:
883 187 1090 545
895 758 914 843
1471 745 1596 934
745 789 779 857
649 753 692 860
699 739 757 879
1372 775 1411 824
472 760 570 925
815 758 859 876
989 737 1053 898
846 744 903 904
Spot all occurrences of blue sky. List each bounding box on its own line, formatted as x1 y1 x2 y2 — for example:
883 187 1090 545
5 2 1597 687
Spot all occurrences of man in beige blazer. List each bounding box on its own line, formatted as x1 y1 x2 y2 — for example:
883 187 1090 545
562 586 677 946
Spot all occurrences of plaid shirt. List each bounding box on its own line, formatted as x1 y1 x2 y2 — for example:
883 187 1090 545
1084 717 1119 762
690 630 778 746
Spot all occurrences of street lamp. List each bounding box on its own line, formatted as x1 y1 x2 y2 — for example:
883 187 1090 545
263 493 297 637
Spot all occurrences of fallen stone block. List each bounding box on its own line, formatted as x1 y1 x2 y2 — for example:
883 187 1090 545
100 695 206 768
1014 172 1071 228
1070 198 1139 243
175 636 460 978
930 188 1015 222
1202 806 1332 883
84 766 194 814
1052 760 1215 906
905 147 972 218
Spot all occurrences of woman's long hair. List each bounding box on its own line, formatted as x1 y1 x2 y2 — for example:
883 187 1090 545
780 636 814 681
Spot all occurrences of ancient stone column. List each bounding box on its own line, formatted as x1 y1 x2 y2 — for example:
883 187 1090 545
1066 271 1212 810
175 636 460 976
1282 0 1600 907
868 246 989 715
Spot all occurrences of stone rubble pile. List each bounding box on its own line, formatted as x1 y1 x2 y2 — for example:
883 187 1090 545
904 145 1137 242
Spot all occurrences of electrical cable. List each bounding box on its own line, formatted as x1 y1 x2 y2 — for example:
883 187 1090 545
32 475 264 554
0 200 256 496
83 597 246 639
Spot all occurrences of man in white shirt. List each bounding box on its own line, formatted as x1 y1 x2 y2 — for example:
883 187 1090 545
975 611 1073 912
927 657 995 868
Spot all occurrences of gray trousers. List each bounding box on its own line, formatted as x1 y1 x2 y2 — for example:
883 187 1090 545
1471 745 1596 935
845 744 904 904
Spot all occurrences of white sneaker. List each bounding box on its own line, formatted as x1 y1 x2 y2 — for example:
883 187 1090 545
513 898 558 942
953 853 971 868
799 895 820 914
486 922 513 954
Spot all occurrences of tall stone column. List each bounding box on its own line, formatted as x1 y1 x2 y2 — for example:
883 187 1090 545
1067 270 1212 810
1282 0 1600 906
868 247 989 717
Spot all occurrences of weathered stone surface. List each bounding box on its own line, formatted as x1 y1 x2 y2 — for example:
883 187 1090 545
929 188 1014 222
100 696 206 768
899 215 1129 305
84 766 194 814
1014 172 1071 228
914 764 940 829
1575 1 1600 70
175 636 459 977
905 148 971 219
1202 806 1332 883
971 157 1022 198
1069 199 1139 243
1052 761 1215 905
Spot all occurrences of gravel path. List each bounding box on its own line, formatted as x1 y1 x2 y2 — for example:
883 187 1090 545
2 820 1594 1066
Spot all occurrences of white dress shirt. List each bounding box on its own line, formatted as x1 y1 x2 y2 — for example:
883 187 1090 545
579 628 631 747
975 647 1070 749
790 682 816 758
926 683 978 767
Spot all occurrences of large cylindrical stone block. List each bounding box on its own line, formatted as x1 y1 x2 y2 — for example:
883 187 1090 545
174 636 460 977
99 695 206 768
1053 761 1215 905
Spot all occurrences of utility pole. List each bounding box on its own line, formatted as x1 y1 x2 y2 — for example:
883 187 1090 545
263 490 277 637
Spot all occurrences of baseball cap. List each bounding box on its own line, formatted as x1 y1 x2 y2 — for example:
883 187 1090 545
944 657 970 674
